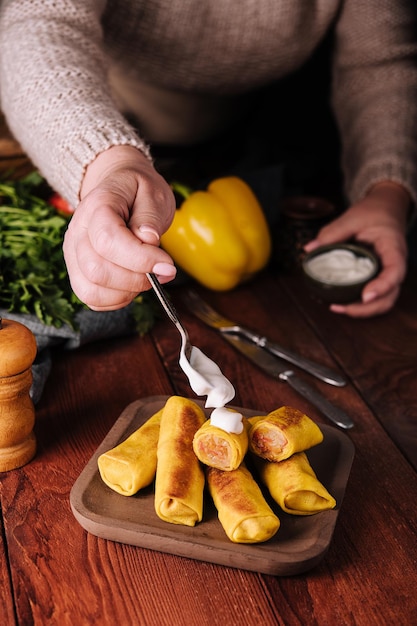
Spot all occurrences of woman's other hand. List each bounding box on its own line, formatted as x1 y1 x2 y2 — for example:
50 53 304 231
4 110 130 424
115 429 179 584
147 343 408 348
304 181 410 317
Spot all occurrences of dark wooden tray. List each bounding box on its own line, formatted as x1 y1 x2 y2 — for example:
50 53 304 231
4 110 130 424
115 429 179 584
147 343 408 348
70 395 355 575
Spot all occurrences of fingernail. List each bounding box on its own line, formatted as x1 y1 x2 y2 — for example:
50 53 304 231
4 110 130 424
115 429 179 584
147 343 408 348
152 262 177 278
330 304 346 314
304 239 320 252
362 291 377 303
138 225 160 244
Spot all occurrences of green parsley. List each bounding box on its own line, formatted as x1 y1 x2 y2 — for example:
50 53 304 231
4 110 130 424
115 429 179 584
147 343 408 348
0 172 158 334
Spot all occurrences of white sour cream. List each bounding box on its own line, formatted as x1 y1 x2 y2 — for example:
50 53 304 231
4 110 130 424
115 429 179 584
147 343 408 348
210 406 244 435
306 249 375 285
179 346 244 434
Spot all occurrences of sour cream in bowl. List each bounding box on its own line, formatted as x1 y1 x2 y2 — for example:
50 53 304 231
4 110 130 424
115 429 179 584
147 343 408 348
302 243 380 304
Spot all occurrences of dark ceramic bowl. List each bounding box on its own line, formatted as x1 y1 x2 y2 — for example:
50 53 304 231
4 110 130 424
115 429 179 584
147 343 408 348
302 243 380 304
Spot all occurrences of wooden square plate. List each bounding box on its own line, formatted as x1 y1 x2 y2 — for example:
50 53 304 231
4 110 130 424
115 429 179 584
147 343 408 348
70 395 355 575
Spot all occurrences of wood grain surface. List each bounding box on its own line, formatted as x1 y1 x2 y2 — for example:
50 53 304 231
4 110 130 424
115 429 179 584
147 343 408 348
1 267 417 625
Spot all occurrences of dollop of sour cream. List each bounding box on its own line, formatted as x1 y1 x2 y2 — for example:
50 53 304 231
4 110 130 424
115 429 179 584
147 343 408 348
179 345 242 433
210 406 244 435
306 249 375 285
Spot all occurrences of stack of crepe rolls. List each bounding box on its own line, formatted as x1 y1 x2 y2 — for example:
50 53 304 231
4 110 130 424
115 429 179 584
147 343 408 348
97 396 335 541
97 408 163 496
248 407 336 516
154 396 206 526
193 412 280 543
206 463 280 543
192 411 250 471
248 406 324 462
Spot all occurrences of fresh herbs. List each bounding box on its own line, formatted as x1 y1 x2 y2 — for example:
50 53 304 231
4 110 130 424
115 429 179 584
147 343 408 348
0 172 158 334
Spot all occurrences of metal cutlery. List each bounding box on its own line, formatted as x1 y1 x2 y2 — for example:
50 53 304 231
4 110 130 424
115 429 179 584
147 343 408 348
183 290 346 387
148 282 353 429
147 274 235 406
147 273 192 359
221 332 354 429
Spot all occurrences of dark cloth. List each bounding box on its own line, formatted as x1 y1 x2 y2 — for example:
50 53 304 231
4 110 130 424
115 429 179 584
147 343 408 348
0 305 138 404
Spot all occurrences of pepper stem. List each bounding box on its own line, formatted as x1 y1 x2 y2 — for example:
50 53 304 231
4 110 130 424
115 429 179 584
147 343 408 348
170 181 193 200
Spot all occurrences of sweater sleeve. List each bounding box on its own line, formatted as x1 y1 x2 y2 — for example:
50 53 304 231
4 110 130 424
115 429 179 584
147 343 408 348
331 0 417 208
0 0 151 208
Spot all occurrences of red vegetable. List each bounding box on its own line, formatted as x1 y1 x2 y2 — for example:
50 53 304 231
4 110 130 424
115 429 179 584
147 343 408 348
49 193 74 216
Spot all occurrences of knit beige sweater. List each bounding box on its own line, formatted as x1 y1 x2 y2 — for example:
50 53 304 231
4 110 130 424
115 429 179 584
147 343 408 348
0 0 416 209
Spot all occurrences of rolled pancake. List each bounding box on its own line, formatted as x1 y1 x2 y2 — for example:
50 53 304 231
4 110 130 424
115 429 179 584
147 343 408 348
254 452 336 515
155 396 206 526
193 416 250 471
97 409 163 496
206 463 280 543
248 406 323 462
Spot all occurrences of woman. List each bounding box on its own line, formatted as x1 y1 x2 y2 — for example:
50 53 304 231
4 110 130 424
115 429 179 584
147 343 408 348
0 0 415 317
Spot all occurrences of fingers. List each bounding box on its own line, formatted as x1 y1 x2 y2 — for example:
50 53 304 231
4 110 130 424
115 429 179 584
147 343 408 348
85 206 163 273
63 226 141 311
128 167 176 237
328 250 406 318
64 222 177 310
303 194 408 317
329 282 403 318
330 284 401 318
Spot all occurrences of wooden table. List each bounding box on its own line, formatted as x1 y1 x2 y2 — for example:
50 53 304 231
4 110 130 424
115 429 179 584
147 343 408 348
1 260 417 626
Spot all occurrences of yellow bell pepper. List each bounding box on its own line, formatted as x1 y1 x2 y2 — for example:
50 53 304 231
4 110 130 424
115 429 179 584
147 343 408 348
161 176 272 291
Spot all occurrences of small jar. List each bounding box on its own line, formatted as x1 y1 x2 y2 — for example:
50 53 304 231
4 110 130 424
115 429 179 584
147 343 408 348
0 317 37 471
274 196 337 270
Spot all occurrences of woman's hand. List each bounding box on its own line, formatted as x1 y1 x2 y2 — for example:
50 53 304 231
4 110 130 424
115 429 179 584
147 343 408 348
63 145 177 311
304 181 411 317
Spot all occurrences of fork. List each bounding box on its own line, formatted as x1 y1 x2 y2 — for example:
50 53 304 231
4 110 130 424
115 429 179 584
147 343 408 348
147 273 192 360
183 290 346 387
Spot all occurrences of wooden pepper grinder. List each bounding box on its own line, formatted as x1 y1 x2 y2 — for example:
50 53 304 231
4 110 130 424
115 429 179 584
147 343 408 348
0 317 37 471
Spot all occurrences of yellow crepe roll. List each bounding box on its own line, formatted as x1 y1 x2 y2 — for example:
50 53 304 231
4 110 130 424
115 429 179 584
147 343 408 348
193 415 250 471
97 409 163 496
254 452 336 515
248 406 323 462
155 396 206 527
206 463 280 543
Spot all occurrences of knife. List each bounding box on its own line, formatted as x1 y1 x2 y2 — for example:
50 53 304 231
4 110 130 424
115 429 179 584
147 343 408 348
183 290 346 387
222 333 354 430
